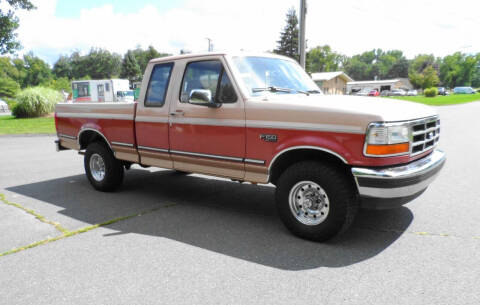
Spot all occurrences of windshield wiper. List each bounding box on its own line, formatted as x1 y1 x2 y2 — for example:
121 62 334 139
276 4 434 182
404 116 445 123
307 90 321 94
252 86 310 95
252 86 292 93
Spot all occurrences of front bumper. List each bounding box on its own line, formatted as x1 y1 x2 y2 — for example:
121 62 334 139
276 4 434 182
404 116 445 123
351 149 446 209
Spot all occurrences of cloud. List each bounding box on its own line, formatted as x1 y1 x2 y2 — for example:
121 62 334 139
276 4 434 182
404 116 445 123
14 0 480 65
15 0 293 63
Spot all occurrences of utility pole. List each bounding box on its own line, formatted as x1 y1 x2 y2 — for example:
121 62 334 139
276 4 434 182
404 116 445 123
206 38 212 52
299 0 307 69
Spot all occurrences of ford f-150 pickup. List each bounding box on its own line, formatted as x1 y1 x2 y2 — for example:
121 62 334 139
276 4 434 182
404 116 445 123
55 52 446 241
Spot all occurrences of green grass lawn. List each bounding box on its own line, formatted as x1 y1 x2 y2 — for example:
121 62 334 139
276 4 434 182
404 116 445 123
386 93 480 106
0 115 55 135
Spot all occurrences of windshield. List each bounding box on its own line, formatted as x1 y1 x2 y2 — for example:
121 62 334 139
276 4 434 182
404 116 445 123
232 56 321 97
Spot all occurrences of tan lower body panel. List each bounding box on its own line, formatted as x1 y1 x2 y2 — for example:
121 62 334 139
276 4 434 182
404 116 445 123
62 137 269 183
172 155 245 179
139 150 173 169
245 164 269 184
112 145 139 163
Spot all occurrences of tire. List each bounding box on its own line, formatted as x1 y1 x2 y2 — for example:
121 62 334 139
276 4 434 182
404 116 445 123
84 141 124 192
275 161 358 242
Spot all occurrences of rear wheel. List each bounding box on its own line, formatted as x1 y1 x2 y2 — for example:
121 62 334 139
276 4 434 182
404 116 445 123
275 161 358 242
84 142 124 191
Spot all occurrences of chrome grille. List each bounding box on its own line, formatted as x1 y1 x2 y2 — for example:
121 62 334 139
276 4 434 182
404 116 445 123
410 117 440 156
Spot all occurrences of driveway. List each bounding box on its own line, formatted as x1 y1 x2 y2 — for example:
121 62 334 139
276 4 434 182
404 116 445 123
0 103 479 305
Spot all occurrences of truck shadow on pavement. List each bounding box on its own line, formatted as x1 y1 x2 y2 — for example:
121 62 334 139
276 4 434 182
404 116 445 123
7 168 413 270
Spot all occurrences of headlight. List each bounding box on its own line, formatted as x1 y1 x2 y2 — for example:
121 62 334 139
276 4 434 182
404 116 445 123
365 123 410 156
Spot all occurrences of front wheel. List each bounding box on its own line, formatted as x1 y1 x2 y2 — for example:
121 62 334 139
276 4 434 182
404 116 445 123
275 161 358 242
84 142 124 192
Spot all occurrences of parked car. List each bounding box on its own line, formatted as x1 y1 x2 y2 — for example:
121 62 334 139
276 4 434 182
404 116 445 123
453 87 476 94
437 87 448 96
380 90 390 96
55 52 446 242
0 99 9 112
390 89 406 96
407 89 418 96
368 89 379 97
352 89 370 96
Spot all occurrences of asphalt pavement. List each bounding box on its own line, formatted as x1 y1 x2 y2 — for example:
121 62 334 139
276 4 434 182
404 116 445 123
0 103 479 305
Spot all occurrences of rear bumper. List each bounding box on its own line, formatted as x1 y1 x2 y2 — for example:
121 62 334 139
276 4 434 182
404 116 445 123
351 149 446 209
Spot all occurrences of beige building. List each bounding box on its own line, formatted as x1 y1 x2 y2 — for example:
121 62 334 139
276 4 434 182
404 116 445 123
311 72 354 95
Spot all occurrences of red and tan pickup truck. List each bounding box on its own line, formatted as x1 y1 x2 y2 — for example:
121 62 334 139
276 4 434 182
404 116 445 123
55 52 446 241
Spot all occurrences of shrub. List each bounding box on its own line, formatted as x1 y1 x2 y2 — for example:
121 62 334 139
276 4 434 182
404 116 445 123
12 87 63 118
424 87 438 98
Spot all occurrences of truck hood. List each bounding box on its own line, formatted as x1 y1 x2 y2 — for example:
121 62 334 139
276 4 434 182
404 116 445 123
246 94 438 134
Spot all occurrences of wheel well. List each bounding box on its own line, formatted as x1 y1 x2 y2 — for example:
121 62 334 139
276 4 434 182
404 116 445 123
269 149 350 185
78 130 110 150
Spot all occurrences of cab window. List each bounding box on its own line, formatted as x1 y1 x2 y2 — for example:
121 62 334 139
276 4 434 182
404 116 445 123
145 62 174 107
180 60 237 103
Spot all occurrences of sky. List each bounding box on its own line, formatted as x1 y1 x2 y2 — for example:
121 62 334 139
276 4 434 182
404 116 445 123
10 0 480 65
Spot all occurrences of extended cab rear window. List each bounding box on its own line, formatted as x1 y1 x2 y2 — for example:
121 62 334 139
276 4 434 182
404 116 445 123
145 62 174 107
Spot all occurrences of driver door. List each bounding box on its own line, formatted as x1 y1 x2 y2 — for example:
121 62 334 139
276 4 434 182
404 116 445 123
168 56 245 179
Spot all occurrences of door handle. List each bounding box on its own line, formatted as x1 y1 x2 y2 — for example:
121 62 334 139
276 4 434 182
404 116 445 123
170 110 184 116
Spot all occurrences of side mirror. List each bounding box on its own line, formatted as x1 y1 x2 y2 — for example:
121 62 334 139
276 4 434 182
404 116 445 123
188 89 221 108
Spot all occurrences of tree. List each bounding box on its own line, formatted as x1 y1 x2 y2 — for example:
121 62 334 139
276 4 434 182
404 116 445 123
306 45 343 73
0 77 20 97
0 0 35 54
53 55 72 79
120 50 141 84
409 54 438 74
0 56 20 80
68 48 122 80
376 50 410 79
19 53 52 87
387 57 409 79
274 8 299 61
131 45 169 74
408 54 440 89
409 65 439 89
343 57 369 81
472 53 480 88
439 52 478 88
12 57 26 87
82 48 122 79
343 49 386 80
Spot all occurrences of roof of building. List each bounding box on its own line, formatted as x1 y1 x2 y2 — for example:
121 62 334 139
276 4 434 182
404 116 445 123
347 79 402 85
311 71 354 82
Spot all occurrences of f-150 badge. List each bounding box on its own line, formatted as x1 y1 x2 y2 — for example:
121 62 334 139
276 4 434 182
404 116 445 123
260 134 278 142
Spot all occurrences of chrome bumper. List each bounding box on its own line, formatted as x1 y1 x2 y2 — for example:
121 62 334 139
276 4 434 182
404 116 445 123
351 149 446 209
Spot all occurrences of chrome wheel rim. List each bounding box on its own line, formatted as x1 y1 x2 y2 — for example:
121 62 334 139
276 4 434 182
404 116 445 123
288 181 330 226
89 153 106 182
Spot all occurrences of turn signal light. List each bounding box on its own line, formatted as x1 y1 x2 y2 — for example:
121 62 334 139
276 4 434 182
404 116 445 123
366 143 409 156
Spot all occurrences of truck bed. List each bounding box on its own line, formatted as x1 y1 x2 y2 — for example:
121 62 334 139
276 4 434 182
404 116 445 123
55 102 138 161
